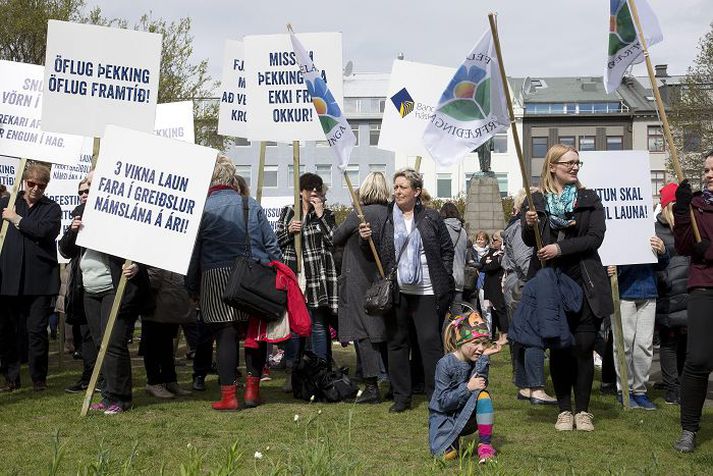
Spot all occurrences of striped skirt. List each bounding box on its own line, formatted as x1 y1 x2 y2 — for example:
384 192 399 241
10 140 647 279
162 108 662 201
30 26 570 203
200 267 249 323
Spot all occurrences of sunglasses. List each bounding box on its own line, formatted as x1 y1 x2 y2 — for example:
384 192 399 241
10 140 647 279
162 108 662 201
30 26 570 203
78 189 90 196
26 180 47 190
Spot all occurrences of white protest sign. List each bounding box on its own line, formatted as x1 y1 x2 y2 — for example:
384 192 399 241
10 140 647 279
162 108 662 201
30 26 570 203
578 150 656 266
244 32 343 143
44 138 94 263
218 40 248 138
42 20 162 137
378 60 454 158
0 60 84 165
0 155 18 188
76 125 216 274
260 195 292 232
154 101 195 144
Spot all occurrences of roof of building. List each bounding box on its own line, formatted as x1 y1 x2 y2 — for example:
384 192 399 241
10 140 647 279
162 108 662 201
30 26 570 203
343 72 390 97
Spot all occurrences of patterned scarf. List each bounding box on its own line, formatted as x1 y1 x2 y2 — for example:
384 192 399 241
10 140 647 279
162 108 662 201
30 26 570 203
703 190 713 206
545 184 577 230
393 205 422 285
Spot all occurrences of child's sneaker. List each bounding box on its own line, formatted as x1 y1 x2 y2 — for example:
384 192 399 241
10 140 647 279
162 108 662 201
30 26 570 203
104 403 128 415
631 393 657 411
477 443 496 463
89 400 109 411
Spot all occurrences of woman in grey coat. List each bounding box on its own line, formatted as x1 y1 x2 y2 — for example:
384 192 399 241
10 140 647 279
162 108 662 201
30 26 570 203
440 202 468 302
333 172 390 403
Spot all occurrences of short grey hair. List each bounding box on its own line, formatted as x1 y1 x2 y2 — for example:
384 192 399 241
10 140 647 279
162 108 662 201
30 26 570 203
211 154 236 187
393 167 423 190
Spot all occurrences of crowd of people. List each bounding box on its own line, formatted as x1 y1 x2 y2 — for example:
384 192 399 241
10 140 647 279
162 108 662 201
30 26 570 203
1 144 712 457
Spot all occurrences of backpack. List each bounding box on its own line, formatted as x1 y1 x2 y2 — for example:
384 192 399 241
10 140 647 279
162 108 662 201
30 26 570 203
292 351 358 402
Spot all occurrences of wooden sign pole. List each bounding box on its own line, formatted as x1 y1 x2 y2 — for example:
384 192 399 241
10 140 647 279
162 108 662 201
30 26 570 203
414 155 422 173
343 171 385 278
0 158 28 256
610 273 631 410
256 141 267 204
292 140 302 274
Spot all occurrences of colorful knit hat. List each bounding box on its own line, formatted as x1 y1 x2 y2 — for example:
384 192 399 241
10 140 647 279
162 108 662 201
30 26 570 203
452 311 491 347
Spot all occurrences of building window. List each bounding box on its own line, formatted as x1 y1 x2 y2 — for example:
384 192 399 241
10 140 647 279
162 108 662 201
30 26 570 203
235 165 251 187
343 98 357 113
683 128 701 153
263 165 278 188
647 126 664 152
369 163 386 173
265 141 277 147
558 136 575 147
437 174 452 198
651 170 666 196
579 136 595 151
493 133 507 154
369 124 380 146
352 125 360 146
234 137 251 147
606 136 623 151
343 165 360 187
316 164 332 187
532 137 548 158
379 99 386 113
287 165 306 187
495 173 508 198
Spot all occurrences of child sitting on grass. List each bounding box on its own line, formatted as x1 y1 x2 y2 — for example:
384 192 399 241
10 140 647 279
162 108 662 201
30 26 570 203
429 310 506 463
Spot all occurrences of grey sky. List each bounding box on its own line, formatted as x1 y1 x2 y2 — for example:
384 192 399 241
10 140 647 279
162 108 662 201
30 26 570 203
91 0 712 87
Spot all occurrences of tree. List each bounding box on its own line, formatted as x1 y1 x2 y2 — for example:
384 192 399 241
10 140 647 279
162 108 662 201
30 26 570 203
0 1 226 150
669 22 713 182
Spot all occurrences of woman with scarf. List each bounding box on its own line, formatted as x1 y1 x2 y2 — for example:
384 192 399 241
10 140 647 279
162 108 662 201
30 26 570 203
523 144 612 432
359 168 454 412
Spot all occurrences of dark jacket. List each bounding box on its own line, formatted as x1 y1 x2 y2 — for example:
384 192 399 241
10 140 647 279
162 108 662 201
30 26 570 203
144 268 195 324
673 193 713 289
0 193 61 296
617 252 669 301
509 267 582 349
59 203 153 316
373 200 455 314
333 203 387 343
522 189 613 319
655 214 689 328
481 248 505 310
59 204 86 325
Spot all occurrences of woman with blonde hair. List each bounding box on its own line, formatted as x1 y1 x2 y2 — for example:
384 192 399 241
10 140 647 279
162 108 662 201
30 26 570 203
523 144 612 431
333 172 390 403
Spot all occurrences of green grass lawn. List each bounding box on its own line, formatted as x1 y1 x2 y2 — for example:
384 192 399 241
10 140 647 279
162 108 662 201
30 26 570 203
0 342 711 475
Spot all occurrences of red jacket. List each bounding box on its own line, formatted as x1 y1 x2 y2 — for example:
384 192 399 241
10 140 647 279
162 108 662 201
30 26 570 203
674 193 713 289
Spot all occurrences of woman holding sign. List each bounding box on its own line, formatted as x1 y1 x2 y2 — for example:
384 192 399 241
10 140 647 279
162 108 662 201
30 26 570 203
523 144 612 432
671 150 713 453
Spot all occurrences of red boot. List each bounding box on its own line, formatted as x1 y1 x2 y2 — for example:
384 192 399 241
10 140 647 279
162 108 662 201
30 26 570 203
244 375 262 408
211 385 239 411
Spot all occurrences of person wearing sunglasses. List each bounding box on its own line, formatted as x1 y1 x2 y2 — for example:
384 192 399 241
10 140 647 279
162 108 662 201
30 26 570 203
0 162 62 392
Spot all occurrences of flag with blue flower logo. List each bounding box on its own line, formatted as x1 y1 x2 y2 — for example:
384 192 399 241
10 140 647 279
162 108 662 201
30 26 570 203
423 29 509 168
605 0 662 94
289 32 355 170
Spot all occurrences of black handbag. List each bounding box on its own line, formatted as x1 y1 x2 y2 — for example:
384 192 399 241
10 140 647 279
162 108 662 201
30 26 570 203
222 196 287 321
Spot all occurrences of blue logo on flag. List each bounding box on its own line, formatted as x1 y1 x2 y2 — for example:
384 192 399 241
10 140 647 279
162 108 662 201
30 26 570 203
390 87 415 118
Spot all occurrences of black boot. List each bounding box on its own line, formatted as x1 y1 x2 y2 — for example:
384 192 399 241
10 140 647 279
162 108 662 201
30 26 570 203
355 378 380 404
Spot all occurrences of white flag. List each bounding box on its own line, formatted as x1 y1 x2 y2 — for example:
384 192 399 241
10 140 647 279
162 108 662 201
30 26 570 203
423 29 509 168
605 0 663 93
289 32 355 170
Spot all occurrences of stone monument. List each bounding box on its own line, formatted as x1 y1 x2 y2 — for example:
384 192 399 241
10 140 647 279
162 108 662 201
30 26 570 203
463 139 506 238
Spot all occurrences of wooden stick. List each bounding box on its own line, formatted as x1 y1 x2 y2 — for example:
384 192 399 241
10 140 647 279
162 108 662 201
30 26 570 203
488 13 543 251
414 155 422 173
343 171 385 278
292 140 302 274
627 0 701 242
256 141 267 204
58 311 65 370
80 259 133 416
609 272 631 410
91 137 100 169
0 157 27 256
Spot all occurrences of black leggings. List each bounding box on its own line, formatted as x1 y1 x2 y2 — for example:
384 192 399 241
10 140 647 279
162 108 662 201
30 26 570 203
212 322 267 385
680 289 713 432
550 299 600 413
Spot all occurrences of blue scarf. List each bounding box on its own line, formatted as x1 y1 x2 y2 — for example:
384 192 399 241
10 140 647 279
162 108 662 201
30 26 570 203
393 205 422 285
545 184 577 230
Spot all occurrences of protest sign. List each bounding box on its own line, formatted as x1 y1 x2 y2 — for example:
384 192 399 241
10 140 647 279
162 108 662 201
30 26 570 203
42 20 162 137
244 32 343 143
260 195 292 232
378 60 453 159
154 101 195 144
76 125 216 274
0 60 84 165
218 40 248 138
578 150 656 266
0 155 18 188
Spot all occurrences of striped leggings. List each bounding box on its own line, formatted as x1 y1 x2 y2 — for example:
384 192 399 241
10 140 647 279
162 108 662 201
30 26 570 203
462 390 494 444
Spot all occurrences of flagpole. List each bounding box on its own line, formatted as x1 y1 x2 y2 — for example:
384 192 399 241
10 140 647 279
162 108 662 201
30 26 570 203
343 171 385 278
627 0 701 242
256 141 266 204
488 13 543 251
292 140 302 274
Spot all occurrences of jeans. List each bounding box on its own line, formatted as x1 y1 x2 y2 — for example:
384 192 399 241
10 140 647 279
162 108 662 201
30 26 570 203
612 299 656 394
514 343 546 389
285 306 332 364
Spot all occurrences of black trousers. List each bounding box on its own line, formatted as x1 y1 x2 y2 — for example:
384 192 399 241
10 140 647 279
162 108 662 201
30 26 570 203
84 291 135 404
386 294 443 403
550 299 599 413
184 319 215 379
680 289 713 432
0 295 53 384
659 326 686 394
141 320 178 385
79 323 97 384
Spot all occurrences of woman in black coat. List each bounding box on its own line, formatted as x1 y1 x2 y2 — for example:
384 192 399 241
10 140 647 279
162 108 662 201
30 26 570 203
524 144 612 432
481 230 507 338
333 172 390 404
0 162 61 392
359 167 454 412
